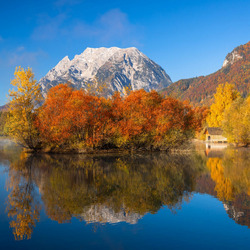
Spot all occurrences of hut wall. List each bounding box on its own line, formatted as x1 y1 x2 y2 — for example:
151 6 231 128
206 134 227 142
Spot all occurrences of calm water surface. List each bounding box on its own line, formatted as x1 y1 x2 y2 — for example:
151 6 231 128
0 140 249 249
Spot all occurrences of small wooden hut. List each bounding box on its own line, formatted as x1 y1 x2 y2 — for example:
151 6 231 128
204 127 227 143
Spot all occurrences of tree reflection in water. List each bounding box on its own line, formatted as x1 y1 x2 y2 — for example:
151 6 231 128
6 152 40 240
202 148 250 228
5 148 250 240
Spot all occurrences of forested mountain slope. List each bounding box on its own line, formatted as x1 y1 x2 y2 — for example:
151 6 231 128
161 42 250 106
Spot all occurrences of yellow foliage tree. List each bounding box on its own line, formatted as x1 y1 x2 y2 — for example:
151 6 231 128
6 67 43 149
206 83 239 127
222 96 250 145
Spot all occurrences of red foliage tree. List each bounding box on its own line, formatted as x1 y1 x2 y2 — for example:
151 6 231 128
36 84 204 151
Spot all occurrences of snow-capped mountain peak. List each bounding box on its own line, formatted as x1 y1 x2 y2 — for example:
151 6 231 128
39 47 172 96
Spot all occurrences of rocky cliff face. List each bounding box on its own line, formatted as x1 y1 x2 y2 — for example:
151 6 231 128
222 47 244 67
39 47 172 96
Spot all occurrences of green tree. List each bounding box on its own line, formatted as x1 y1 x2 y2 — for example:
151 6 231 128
6 67 43 149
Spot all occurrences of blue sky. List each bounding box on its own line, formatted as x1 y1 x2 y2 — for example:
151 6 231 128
0 0 249 105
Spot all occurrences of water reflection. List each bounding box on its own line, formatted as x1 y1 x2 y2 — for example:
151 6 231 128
201 148 250 228
3 144 250 240
6 153 40 240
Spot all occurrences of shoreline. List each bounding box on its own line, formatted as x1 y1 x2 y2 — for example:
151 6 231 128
23 147 195 155
1 137 248 155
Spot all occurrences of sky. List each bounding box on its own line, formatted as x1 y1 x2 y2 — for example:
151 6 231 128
0 0 249 105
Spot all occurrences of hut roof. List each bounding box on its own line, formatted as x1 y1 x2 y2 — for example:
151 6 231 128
205 127 223 135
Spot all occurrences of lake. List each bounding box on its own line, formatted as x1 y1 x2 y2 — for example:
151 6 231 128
0 140 249 249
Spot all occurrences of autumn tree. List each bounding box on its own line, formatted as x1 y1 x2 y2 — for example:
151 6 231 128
36 84 73 146
115 90 162 148
192 106 209 133
154 98 195 149
222 96 250 146
37 84 112 149
6 67 43 149
35 84 200 151
206 83 239 127
65 90 111 148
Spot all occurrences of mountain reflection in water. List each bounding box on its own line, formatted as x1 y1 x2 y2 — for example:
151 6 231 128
1 143 249 241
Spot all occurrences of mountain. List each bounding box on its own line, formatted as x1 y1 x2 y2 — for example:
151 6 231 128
39 47 172 96
0 104 8 111
80 204 142 225
223 198 250 229
161 41 250 106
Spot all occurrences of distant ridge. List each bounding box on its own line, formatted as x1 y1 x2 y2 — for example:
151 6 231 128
161 41 250 106
0 104 8 111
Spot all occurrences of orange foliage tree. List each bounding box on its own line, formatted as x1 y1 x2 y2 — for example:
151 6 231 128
35 84 205 151
36 84 112 149
36 84 73 145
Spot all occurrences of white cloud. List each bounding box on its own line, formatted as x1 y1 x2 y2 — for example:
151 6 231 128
1 47 47 67
16 46 25 52
31 9 142 45
31 14 67 40
73 9 139 43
